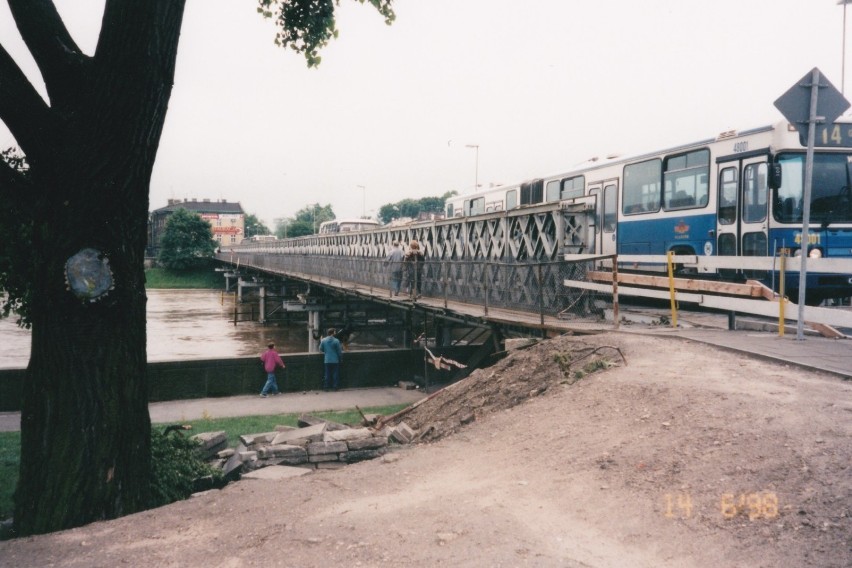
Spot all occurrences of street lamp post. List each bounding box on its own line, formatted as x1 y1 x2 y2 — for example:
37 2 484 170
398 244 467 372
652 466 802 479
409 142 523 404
841 0 852 94
465 144 479 191
357 185 366 218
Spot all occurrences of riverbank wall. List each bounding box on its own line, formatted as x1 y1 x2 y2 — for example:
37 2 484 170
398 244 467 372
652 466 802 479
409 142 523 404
0 346 480 412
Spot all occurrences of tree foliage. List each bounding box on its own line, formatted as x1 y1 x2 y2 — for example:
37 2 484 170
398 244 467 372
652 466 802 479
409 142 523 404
259 0 395 67
275 203 335 238
377 191 456 224
244 213 271 238
0 148 31 324
157 209 218 270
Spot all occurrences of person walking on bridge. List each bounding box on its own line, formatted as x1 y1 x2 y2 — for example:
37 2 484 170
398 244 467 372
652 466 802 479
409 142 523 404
404 240 425 298
260 342 285 397
386 241 404 296
320 328 343 391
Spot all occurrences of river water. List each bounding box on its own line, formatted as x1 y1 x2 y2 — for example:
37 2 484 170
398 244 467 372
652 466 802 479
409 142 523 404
0 289 313 369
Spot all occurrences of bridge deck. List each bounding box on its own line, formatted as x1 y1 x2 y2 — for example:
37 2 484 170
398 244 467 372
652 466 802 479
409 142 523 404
249 267 611 336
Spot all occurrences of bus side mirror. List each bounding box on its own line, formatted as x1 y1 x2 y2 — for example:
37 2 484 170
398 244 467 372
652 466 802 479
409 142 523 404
768 163 782 189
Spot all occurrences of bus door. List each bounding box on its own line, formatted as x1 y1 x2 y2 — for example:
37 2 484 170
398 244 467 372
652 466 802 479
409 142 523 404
586 182 617 255
716 156 769 278
601 181 618 257
588 184 601 254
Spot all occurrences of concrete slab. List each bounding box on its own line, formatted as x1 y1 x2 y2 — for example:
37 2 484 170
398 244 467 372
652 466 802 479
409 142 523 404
241 465 312 480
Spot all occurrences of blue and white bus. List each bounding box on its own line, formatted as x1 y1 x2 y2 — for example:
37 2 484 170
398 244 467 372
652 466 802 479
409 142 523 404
445 121 852 303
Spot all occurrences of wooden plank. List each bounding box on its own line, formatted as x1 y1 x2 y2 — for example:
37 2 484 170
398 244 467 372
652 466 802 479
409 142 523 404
574 253 852 273
587 271 765 297
744 280 777 301
563 280 852 328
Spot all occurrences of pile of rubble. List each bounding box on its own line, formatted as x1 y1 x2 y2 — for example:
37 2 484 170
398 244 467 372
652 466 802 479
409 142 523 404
191 414 418 480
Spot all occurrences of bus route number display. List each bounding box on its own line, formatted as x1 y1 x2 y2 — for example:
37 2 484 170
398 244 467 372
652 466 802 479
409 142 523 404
800 122 852 148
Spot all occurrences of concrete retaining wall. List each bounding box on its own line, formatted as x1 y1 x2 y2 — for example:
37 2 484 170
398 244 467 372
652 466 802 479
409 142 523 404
0 346 478 412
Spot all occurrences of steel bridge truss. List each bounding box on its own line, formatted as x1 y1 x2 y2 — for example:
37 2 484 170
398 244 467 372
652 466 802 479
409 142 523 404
238 201 595 262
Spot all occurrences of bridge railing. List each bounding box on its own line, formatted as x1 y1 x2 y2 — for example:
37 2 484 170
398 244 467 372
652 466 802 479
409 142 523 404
220 252 609 322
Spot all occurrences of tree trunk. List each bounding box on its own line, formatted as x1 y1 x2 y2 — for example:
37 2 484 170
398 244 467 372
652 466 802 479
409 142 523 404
11 0 187 535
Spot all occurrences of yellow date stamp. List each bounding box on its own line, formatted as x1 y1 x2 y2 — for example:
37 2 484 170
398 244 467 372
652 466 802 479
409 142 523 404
663 492 779 520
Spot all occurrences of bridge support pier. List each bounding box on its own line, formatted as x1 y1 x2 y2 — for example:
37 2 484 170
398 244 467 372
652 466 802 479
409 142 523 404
258 286 266 324
308 310 321 354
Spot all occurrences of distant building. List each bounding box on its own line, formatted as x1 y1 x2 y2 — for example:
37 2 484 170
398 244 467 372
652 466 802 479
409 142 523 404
148 198 245 257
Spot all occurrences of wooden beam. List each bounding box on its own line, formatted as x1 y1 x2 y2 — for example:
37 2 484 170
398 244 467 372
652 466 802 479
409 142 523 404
588 271 766 297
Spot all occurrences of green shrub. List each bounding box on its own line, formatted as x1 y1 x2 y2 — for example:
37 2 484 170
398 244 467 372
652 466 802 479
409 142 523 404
149 429 223 508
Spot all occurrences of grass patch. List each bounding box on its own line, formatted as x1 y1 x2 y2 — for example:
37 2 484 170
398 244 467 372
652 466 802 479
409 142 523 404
0 404 409 521
156 404 408 447
145 263 223 289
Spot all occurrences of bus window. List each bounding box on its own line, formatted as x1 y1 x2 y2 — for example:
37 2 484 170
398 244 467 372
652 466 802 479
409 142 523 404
623 158 661 214
546 180 560 202
470 197 485 215
718 167 737 225
664 149 709 210
506 189 518 209
446 203 454 218
520 183 531 205
561 176 585 199
531 179 543 203
743 163 767 223
603 184 617 232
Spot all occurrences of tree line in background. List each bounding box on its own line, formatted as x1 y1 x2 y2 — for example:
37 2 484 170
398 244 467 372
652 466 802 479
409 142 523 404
266 192 457 239
158 189 456 270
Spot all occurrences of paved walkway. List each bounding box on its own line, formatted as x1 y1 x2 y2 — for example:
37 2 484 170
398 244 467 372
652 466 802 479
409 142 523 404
0 387 425 433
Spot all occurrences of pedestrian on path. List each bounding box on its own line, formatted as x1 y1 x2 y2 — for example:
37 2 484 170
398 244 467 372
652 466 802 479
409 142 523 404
260 342 285 397
319 328 343 391
386 241 404 296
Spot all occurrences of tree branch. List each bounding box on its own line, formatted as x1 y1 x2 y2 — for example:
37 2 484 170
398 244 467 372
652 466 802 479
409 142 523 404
7 0 88 102
0 44 55 161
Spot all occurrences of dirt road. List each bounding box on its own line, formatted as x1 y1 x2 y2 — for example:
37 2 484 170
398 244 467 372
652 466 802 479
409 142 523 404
1 332 850 567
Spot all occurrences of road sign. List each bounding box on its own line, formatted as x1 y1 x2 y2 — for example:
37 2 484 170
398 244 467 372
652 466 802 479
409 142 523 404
774 67 850 138
799 121 852 147
772 67 852 341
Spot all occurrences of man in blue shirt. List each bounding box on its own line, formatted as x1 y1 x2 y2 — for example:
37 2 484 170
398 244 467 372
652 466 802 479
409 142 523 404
319 327 343 391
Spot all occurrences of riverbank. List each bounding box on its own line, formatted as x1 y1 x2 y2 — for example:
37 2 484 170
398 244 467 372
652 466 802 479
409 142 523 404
144 263 224 289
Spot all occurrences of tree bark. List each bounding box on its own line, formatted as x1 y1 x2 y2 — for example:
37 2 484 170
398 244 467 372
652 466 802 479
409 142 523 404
9 0 187 535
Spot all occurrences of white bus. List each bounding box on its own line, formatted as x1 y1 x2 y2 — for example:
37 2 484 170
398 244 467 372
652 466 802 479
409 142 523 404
318 218 381 234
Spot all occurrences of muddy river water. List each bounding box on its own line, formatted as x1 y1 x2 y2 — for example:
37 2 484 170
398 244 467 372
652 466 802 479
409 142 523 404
0 289 312 369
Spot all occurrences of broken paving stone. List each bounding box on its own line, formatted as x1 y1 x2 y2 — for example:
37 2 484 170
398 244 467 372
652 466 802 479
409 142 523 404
271 423 327 446
297 414 350 431
308 453 343 463
239 431 278 447
307 441 348 456
192 431 228 460
390 422 416 444
346 436 388 451
258 444 307 460
323 428 372 443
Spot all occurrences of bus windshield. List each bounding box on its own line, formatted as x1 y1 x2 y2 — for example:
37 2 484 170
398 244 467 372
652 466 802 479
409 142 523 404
774 152 852 225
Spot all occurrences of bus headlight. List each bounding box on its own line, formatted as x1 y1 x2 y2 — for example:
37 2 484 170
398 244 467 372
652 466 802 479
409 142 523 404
793 247 823 258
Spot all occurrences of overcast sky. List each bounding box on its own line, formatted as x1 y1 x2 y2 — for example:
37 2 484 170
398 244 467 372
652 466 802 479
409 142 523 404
1 1 850 228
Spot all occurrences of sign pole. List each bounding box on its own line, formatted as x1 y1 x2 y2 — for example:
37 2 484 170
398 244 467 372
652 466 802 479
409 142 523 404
795 69 820 341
